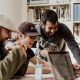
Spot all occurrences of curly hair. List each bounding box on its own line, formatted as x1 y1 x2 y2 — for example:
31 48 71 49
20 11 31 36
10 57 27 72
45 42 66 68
41 9 58 25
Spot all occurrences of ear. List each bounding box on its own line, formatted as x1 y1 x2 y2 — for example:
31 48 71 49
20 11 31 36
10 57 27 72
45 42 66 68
18 32 23 40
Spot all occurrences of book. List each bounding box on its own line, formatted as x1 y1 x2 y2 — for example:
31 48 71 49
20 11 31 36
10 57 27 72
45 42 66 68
28 8 35 22
30 0 49 5
73 3 80 21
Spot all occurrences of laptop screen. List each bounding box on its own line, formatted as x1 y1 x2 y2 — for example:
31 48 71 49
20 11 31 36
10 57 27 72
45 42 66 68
48 51 76 80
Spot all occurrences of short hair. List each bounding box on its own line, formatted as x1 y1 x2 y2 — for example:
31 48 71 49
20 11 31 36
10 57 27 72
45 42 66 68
41 9 58 25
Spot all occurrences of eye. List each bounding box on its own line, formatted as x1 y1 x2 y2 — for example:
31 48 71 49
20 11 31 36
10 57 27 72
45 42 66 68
49 27 53 30
30 36 37 39
54 26 57 29
49 26 57 30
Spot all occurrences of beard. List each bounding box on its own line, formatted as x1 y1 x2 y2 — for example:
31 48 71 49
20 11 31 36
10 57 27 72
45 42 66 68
0 34 3 41
28 45 32 48
5 34 11 40
0 35 11 42
47 32 55 37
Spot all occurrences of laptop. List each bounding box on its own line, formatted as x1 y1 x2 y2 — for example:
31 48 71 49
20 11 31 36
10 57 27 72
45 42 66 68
48 51 76 80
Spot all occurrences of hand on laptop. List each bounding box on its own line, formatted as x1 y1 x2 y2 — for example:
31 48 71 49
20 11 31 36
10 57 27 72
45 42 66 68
40 50 48 57
73 64 80 70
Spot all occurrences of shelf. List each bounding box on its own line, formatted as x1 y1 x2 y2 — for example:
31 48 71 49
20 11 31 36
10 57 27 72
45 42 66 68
61 21 73 26
27 2 70 8
73 21 80 23
34 21 72 25
26 0 80 43
34 21 40 25
72 2 80 4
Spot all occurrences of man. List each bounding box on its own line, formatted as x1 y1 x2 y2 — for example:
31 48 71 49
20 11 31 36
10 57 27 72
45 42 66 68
0 15 27 80
36 9 80 68
14 21 51 76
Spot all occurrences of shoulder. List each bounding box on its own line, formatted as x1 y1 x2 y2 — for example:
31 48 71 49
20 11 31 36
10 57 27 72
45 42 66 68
58 22 70 32
57 22 74 39
58 22 67 28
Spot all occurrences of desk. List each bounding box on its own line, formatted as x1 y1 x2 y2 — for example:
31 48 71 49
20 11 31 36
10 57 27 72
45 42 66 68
11 74 54 80
11 74 80 80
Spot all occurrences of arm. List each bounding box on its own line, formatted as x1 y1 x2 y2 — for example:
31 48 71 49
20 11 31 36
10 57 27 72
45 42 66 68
29 56 51 74
0 46 27 80
61 24 80 64
30 56 49 67
27 65 51 74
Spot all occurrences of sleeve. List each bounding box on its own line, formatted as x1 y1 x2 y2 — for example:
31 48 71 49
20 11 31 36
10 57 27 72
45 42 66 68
0 47 27 80
61 24 80 64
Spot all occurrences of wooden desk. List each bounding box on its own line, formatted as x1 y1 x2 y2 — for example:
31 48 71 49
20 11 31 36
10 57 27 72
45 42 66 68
11 74 54 80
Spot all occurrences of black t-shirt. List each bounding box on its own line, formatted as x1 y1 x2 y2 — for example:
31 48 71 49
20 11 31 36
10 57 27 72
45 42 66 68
0 41 7 60
14 48 35 76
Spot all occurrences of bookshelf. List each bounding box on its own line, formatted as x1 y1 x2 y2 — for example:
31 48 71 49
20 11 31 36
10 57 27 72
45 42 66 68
26 0 80 45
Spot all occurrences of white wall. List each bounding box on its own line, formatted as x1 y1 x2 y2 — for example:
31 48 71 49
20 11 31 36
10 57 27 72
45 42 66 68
0 0 27 27
22 0 27 23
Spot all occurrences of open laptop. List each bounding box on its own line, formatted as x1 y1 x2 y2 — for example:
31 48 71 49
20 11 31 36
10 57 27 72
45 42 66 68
48 51 76 80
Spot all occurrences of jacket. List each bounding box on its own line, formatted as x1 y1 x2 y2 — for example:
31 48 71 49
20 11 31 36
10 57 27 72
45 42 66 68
0 46 27 80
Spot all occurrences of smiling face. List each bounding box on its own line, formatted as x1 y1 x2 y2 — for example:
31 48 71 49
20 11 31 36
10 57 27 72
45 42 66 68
26 36 37 48
18 32 37 48
44 21 58 36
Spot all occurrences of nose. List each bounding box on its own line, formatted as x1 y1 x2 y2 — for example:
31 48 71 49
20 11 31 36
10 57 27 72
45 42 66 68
9 31 11 35
51 29 54 33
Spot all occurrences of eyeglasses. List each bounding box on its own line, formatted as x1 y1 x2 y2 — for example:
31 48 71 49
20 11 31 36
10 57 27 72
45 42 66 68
29 36 36 39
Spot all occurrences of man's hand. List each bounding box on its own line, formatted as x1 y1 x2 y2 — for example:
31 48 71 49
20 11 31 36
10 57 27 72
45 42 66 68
73 64 80 77
73 64 80 70
40 50 48 57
